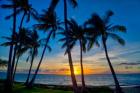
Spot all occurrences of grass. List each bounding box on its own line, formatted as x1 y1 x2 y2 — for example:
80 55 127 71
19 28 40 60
13 84 72 93
0 80 113 93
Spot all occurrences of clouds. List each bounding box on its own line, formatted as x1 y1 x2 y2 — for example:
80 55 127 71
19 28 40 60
8 41 139 74
118 61 140 66
36 41 140 74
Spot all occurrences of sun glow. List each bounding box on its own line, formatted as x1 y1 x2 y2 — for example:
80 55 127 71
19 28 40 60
74 67 81 75
66 66 81 75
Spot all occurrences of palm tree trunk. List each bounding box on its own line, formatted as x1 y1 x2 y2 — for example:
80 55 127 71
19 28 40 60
102 38 123 93
64 0 78 93
5 1 17 92
20 12 26 28
11 11 26 84
11 12 26 83
28 31 53 87
12 55 20 82
79 40 86 91
19 12 26 29
25 49 35 86
48 0 59 12
11 44 18 83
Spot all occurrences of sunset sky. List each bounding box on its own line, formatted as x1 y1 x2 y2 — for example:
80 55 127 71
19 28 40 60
0 0 140 75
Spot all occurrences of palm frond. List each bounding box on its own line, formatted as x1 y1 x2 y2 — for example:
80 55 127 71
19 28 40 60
68 0 77 8
46 44 52 52
108 33 125 46
103 10 114 24
1 36 12 40
59 38 67 42
0 4 14 9
108 25 126 33
1 42 16 46
16 46 29 57
5 8 23 20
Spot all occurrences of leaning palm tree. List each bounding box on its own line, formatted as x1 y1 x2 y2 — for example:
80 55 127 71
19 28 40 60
1 28 31 82
27 10 58 87
24 30 41 87
12 46 29 81
59 19 87 93
2 0 38 28
1 1 17 91
48 1 79 93
63 1 78 93
1 0 38 80
1 1 38 90
12 28 32 82
85 10 126 93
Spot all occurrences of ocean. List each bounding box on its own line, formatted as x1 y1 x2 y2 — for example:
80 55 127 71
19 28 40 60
0 72 140 86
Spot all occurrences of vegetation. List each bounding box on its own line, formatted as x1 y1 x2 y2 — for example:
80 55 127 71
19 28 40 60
59 19 87 93
85 11 126 93
0 80 112 93
0 0 126 93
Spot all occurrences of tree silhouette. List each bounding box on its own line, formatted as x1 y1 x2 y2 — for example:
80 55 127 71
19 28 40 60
27 10 58 88
59 18 87 93
85 10 126 93
63 1 78 93
1 28 32 83
1 0 38 91
24 30 41 87
1 1 16 91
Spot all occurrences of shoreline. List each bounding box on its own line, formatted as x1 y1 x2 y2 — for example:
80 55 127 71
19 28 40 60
14 80 140 89
15 80 140 88
1 79 140 93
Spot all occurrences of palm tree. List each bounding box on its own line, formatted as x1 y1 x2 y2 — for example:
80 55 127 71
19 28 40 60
63 1 78 93
2 0 38 80
12 46 29 81
1 28 31 82
27 10 58 87
12 28 32 82
1 0 17 91
2 0 38 28
44 1 79 92
24 30 41 87
85 10 126 93
59 19 87 93
1 1 38 90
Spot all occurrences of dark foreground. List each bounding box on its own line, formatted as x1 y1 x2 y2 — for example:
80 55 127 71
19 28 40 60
0 80 112 93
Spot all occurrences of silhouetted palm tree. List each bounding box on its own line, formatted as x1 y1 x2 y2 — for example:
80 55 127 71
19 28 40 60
63 1 79 93
59 19 87 93
1 0 17 91
1 1 38 91
2 0 38 28
1 28 31 82
12 46 29 81
24 30 41 87
85 10 126 93
35 0 79 92
2 0 38 80
12 28 31 82
27 10 58 87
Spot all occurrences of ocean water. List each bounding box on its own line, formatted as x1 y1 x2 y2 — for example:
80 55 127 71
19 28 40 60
0 72 140 86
